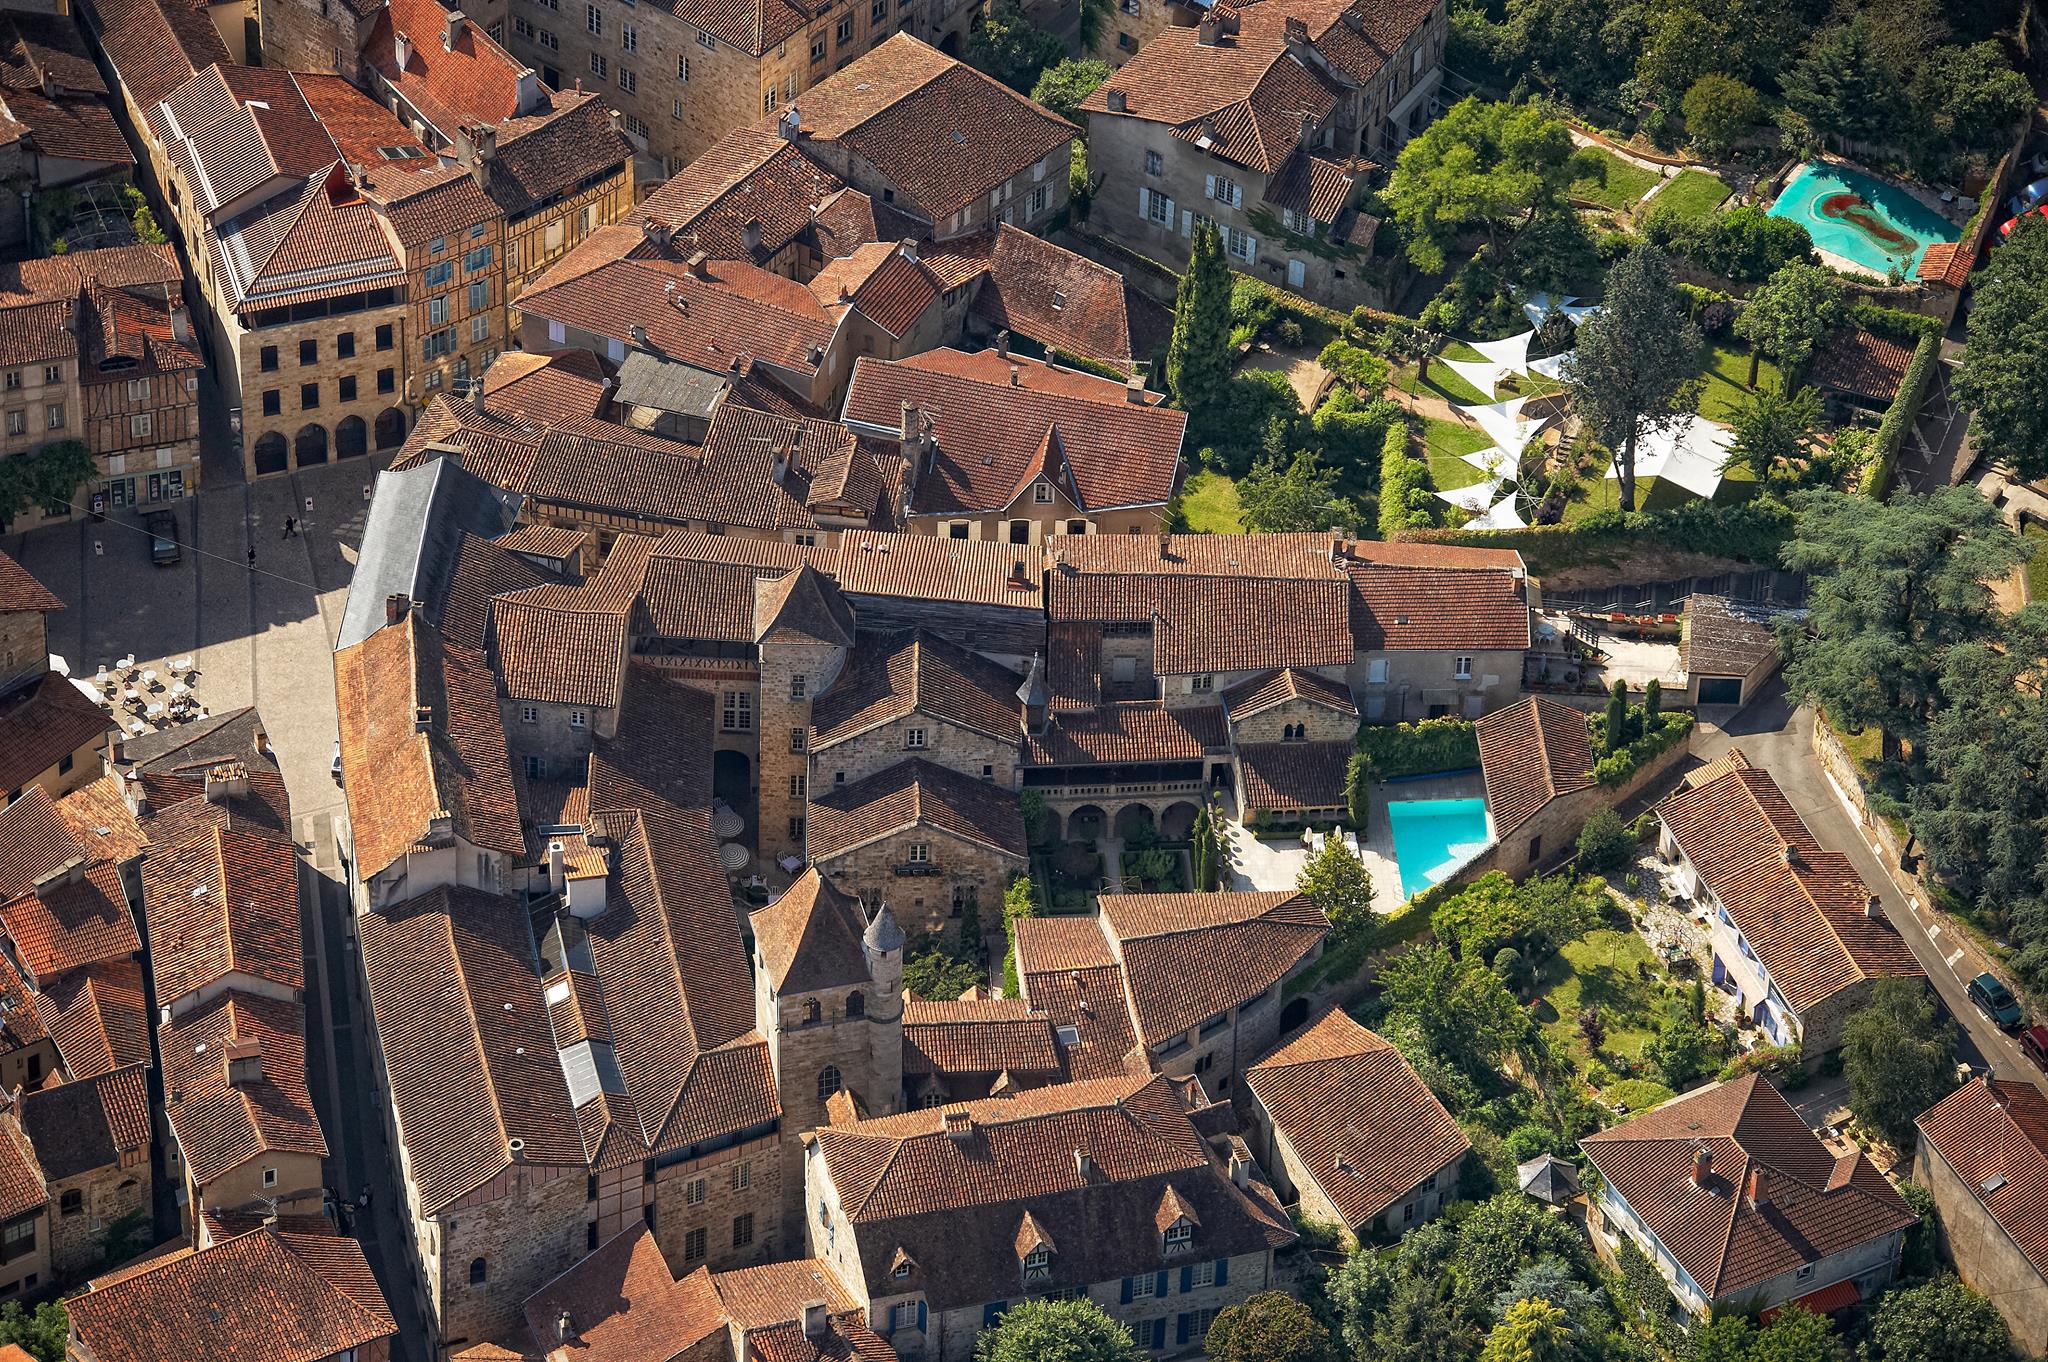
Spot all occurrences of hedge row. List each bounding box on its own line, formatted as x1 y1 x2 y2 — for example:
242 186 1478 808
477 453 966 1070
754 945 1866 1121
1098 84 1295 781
1397 496 1796 575
1287 893 1434 996
1593 711 1695 787
1356 716 1481 779
1847 299 1944 343
1860 331 1942 499
1378 422 1437 538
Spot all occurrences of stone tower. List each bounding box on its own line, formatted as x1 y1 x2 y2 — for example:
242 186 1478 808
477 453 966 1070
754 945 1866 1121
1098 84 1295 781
750 869 903 1242
753 566 855 865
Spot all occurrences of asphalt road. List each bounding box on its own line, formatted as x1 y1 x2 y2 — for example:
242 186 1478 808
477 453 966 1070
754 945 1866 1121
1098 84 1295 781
1695 677 2042 1090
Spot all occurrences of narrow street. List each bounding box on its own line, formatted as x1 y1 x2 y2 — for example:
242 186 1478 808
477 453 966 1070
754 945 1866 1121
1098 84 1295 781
1693 678 2041 1089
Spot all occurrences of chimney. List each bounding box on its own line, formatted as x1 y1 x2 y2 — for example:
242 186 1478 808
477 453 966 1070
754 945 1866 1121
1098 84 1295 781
1990 1079 2009 1109
121 770 147 818
475 124 497 162
169 302 192 344
1780 843 1800 867
548 840 567 893
779 105 802 141
1157 532 1172 560
1009 364 1021 387
32 858 85 896
1105 88 1126 113
608 108 624 136
1228 1149 1251 1189
224 1038 263 1088
994 328 1009 359
414 703 434 732
684 250 709 279
424 810 455 846
441 10 467 49
1865 895 1883 921
385 592 411 626
204 761 249 805
394 29 413 71
1125 374 1146 404
742 218 763 255
803 1302 829 1339
1744 1166 1770 1211
1075 1148 1095 1180
1196 13 1221 44
1283 15 1311 56
556 1312 577 1344
942 1108 973 1142
1691 1146 1711 1187
509 1136 526 1162
630 323 650 350
898 238 917 263
515 67 543 115
252 725 270 757
1298 111 1317 150
1007 560 1031 590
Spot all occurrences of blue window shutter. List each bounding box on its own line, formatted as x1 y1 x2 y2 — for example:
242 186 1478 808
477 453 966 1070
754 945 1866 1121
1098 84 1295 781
1155 1319 1169 1349
1213 1257 1228 1287
1180 1265 1193 1293
1121 1277 1134 1304
984 1302 1005 1327
1176 1314 1191 1346
918 1300 928 1332
1154 1271 1168 1298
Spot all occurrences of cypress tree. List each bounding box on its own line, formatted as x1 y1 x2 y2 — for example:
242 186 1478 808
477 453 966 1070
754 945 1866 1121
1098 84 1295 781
1166 222 1232 409
1643 677 1661 721
1605 680 1630 756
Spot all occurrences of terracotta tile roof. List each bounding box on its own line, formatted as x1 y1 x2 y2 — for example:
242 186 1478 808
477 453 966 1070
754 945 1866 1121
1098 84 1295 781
1916 1077 2048 1279
813 1073 1292 1310
142 824 302 1006
0 12 106 99
902 997 1063 1076
751 867 872 996
1015 951 1141 1081
924 226 1146 373
43 958 149 1078
844 349 1184 517
808 757 1026 860
117 708 294 841
0 948 46 1057
66 1227 395 1362
1247 1010 1467 1227
1097 890 1327 1044
711 1256 858 1328
333 613 524 880
1682 595 1786 679
0 671 110 795
78 283 201 379
812 629 1021 751
1046 533 1352 675
160 990 327 1188
481 349 609 425
0 784 90 902
0 244 180 303
0 547 61 613
1346 561 1530 651
669 0 809 55
52 778 148 867
0 1115 42 1221
1683 747 1753 790
359 885 583 1209
363 0 526 133
524 1222 727 1362
213 168 409 314
491 520 591 564
150 66 334 214
1236 741 1352 813
1477 696 1594 839
1262 149 1370 223
1657 761 1922 1014
781 35 1074 220
0 86 132 165
1223 667 1357 720
1808 329 1915 404
811 242 944 339
0 297 75 366
88 0 229 109
640 129 892 264
1024 702 1229 766
523 232 835 377
832 531 1043 609
1581 1074 1915 1299
489 532 652 708
0 858 137 980
17 1061 149 1182
476 90 633 218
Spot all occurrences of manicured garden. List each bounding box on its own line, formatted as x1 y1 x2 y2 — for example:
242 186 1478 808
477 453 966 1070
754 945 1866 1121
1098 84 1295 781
1178 468 1244 533
1530 928 1667 1070
1650 169 1731 221
1569 145 1660 211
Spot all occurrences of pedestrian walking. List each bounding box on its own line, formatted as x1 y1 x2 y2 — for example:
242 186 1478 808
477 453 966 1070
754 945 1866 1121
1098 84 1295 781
247 546 256 570
282 516 296 539
358 1187 371 1211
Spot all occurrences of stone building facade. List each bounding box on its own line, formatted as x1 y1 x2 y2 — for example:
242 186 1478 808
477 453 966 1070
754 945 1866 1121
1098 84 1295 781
1915 1079 2048 1359
754 571 854 864
17 1064 152 1286
809 797 1024 941
256 0 378 78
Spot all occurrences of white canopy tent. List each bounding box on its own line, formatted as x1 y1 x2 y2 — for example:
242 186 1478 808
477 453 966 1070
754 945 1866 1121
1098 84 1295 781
1602 414 1733 500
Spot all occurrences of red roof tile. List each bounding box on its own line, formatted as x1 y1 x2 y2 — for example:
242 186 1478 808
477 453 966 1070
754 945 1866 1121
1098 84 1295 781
142 824 303 1006
0 858 136 980
363 0 526 133
1916 1077 2048 1279
1236 740 1352 813
0 547 61 613
807 757 1026 860
523 1223 728 1361
811 629 1021 751
0 670 110 796
43 958 149 1079
160 990 328 1189
1096 891 1327 1044
902 997 1063 1076
1024 701 1229 766
1477 696 1595 839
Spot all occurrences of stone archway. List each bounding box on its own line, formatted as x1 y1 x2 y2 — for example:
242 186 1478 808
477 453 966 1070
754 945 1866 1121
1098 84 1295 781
1160 801 1201 842
374 405 408 451
335 414 368 459
251 432 288 475
294 422 328 467
1279 997 1311 1035
1067 805 1107 845
1113 804 1155 840
938 30 961 55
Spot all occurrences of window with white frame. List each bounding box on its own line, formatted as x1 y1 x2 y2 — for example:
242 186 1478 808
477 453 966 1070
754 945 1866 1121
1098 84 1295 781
1211 174 1241 207
1163 1221 1193 1252
1034 482 1053 503
570 710 589 729
1130 1272 1157 1298
1454 656 1473 679
621 21 636 48
1023 1247 1050 1277
618 65 635 91
1144 187 1171 225
905 726 927 749
907 843 930 863
1145 148 1162 175
1226 227 1255 261
1189 1260 1216 1288
587 4 601 32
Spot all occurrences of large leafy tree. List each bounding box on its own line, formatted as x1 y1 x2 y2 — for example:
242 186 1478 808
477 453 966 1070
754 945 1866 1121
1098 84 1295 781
965 2 1063 94
1954 217 2048 481
1681 74 1760 156
1634 5 1731 106
1384 97 1595 274
1869 1276 2013 1362
1911 604 2048 989
1561 246 1699 511
1379 944 1528 1093
975 1300 1145 1362
1206 1292 1331 1362
1777 488 2020 766
1296 837 1374 941
1911 42 2032 157
1733 261 1844 389
0 1303 66 1362
1725 384 1823 482
1479 1299 1576 1362
1238 447 1355 533
1167 222 1232 409
1780 20 1904 149
1030 59 1112 126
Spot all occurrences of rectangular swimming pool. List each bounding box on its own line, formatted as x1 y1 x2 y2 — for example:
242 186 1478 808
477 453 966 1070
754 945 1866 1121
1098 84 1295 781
1767 161 1959 277
1386 798 1493 900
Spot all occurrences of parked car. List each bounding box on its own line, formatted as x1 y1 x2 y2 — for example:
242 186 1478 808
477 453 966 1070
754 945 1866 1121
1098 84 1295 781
2006 176 2048 217
1968 971 2024 1029
2021 1023 2048 1072
2002 202 2048 238
145 511 179 566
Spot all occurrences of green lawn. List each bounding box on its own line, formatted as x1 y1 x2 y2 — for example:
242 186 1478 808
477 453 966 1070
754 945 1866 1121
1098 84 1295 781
2025 524 2048 603
1420 418 1494 493
1391 342 1567 409
1534 928 1669 1069
1697 341 1782 423
1571 147 1662 211
1180 469 1244 533
1652 169 1732 220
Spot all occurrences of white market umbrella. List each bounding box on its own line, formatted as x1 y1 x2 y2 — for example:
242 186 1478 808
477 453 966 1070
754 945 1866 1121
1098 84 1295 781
1444 357 1508 398
1470 330 1536 375
1436 479 1504 512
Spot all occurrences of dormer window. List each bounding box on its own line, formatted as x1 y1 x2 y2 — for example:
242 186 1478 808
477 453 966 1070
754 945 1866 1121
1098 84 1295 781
893 1261 913 1280
1023 1247 1050 1277
1164 1221 1193 1252
1034 482 1053 504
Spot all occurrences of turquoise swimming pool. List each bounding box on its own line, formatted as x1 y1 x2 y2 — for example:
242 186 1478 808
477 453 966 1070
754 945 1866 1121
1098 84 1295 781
1386 798 1493 900
1767 161 1958 277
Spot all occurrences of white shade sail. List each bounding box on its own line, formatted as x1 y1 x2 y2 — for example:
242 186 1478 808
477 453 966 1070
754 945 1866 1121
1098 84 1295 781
1460 398 1548 455
1444 357 1508 398
1470 330 1535 374
1602 414 1732 500
1436 479 1504 511
1461 446 1518 479
1466 493 1528 529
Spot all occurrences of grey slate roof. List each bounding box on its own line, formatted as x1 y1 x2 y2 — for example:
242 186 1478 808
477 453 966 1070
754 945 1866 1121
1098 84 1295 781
337 458 523 651
613 351 730 421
